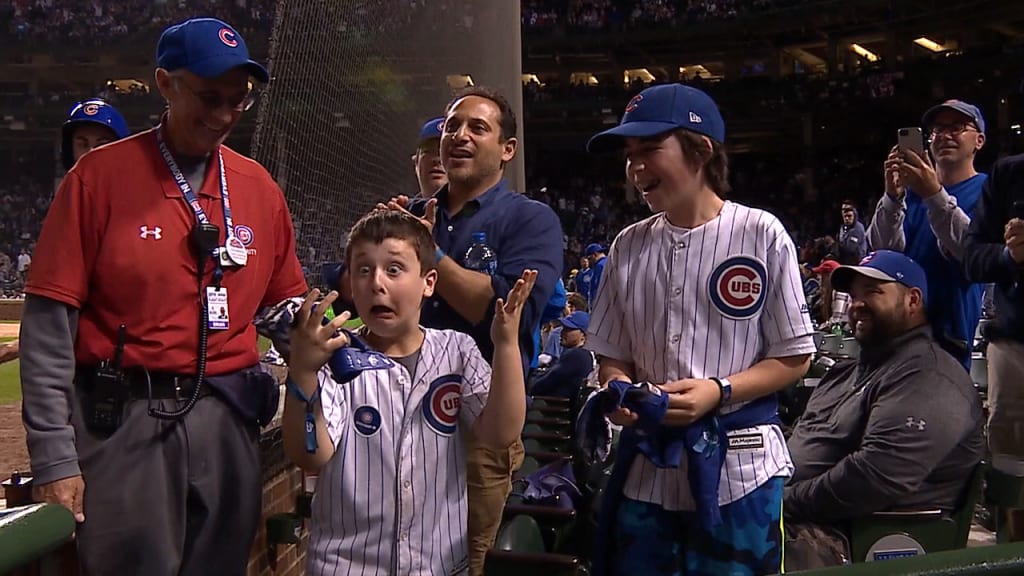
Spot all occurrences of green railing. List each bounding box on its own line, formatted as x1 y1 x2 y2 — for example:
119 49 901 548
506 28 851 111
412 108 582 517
0 503 76 575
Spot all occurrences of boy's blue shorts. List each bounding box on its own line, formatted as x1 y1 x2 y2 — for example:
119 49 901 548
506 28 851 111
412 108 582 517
613 476 785 576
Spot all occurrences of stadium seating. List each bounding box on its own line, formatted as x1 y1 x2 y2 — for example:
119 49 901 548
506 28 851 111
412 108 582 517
847 463 985 563
794 541 1024 575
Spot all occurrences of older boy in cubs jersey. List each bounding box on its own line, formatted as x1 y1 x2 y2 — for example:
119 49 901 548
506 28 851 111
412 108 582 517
586 84 815 575
282 209 536 575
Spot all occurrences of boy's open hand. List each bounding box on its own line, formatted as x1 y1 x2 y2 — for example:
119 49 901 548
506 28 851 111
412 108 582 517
289 289 352 375
491 270 538 346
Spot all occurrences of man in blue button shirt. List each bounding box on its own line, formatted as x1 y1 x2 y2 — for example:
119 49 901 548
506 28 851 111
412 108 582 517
391 86 563 576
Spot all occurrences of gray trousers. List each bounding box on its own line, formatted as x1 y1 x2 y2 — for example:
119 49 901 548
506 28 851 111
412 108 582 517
72 389 261 576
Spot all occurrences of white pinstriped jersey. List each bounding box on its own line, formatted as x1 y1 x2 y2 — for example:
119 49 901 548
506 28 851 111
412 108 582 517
587 201 816 511
307 328 490 576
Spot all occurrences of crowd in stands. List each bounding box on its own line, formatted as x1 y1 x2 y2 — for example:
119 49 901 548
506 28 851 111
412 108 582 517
522 0 812 29
1 0 813 45
0 0 275 45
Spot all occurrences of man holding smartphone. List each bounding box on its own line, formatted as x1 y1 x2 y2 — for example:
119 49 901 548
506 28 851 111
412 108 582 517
867 99 987 370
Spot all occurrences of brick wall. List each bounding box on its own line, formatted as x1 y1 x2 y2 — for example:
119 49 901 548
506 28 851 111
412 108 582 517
0 299 22 321
248 425 309 576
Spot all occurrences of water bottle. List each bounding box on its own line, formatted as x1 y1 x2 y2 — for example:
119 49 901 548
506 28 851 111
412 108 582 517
464 232 498 276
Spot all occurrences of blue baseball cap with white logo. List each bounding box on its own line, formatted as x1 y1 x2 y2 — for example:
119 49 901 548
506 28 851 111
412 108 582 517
157 18 269 83
418 117 445 145
922 99 985 135
831 250 928 305
559 311 590 332
587 84 725 153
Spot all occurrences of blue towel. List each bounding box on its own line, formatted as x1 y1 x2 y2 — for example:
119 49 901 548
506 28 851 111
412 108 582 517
327 331 395 383
590 393 780 576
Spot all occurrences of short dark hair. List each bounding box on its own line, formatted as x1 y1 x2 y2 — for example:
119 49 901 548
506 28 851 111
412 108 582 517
672 129 730 197
446 86 517 142
345 209 436 275
566 292 589 312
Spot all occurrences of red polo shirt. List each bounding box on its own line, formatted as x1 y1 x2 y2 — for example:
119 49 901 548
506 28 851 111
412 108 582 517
26 129 307 375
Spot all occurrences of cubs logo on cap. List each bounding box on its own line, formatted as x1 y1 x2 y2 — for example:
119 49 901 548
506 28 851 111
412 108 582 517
353 405 382 437
218 27 238 47
708 256 768 320
625 94 643 113
423 374 462 436
83 103 99 116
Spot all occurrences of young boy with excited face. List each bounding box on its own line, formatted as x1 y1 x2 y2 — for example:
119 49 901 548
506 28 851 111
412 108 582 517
282 209 535 575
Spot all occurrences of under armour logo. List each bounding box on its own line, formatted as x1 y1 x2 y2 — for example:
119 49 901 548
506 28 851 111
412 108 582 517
905 417 927 431
689 111 703 123
139 226 162 240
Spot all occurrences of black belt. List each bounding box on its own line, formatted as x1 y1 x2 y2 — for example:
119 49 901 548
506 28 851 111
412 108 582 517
77 367 209 400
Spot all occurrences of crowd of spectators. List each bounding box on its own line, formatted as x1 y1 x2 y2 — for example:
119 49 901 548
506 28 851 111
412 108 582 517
0 0 276 45
1 0 814 45
522 0 813 30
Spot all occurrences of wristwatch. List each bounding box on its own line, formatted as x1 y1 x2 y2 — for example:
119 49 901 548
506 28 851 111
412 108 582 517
712 377 732 406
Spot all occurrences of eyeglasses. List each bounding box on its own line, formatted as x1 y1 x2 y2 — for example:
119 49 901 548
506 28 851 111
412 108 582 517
176 77 257 112
929 123 978 137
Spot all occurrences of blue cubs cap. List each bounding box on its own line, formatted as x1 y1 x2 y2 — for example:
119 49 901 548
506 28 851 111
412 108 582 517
61 99 130 171
922 99 985 135
831 250 928 305
584 243 605 257
418 117 445 145
157 18 269 83
559 311 590 332
587 84 725 153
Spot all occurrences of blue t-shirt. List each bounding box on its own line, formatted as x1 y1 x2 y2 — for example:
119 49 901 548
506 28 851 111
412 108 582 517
904 174 987 369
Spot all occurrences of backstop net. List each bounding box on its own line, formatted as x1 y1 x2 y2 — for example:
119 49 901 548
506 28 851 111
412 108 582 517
250 0 523 287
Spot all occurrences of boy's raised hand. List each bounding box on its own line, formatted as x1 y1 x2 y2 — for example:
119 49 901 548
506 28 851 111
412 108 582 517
288 288 352 375
491 269 538 346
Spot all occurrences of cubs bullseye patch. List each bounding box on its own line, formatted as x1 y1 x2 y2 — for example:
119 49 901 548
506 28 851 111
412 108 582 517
423 374 462 436
353 405 382 437
234 225 254 246
708 256 768 320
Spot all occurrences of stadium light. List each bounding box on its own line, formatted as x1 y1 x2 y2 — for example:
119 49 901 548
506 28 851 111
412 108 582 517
914 37 945 52
850 43 880 63
679 65 712 78
624 68 656 85
446 74 474 89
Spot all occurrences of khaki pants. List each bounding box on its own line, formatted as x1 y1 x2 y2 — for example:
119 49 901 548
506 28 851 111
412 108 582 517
988 340 1024 474
465 433 525 576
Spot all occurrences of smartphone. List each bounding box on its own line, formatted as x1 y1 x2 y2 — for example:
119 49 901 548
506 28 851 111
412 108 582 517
897 127 926 157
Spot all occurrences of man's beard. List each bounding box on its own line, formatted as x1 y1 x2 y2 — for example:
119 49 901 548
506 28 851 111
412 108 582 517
852 302 906 347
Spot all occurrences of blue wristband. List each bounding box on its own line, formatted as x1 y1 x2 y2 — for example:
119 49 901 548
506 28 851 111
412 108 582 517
286 375 322 454
435 247 445 262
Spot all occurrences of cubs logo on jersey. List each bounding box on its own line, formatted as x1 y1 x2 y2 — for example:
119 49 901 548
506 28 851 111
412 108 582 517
708 255 768 320
423 374 462 436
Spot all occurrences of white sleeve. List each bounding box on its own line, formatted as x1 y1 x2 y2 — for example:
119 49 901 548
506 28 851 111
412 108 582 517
459 334 491 430
585 234 634 362
762 228 818 358
318 365 347 448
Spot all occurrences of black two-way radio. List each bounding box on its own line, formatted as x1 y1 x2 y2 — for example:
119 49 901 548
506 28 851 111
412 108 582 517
86 324 127 434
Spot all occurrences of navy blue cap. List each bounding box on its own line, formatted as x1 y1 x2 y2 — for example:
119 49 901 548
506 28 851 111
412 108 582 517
831 250 928 305
588 84 725 153
559 311 590 332
157 18 269 83
584 243 605 257
922 99 985 135
418 117 445 144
